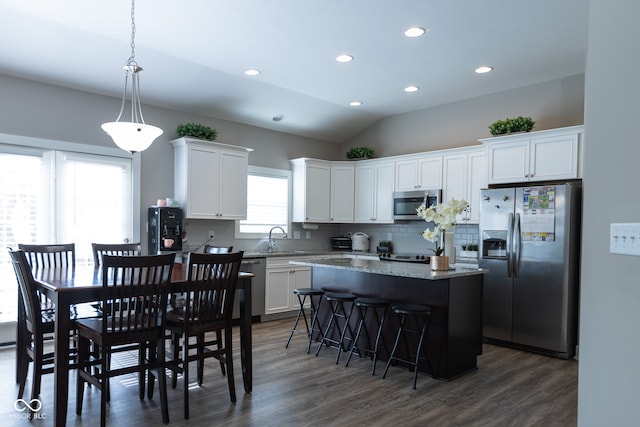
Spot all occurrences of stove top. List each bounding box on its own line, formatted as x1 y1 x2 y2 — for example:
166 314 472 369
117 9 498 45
378 253 430 264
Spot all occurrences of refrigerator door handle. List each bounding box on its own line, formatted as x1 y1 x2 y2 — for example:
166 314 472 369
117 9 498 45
507 212 514 277
513 213 522 278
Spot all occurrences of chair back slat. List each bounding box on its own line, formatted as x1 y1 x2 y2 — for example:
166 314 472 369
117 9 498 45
91 243 142 266
184 252 243 327
8 250 43 332
18 243 75 268
101 254 175 335
203 245 233 254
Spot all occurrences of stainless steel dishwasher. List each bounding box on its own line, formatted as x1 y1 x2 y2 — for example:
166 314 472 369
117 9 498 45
233 257 266 320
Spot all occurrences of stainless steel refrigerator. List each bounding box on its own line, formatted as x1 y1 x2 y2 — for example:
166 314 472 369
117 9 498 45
479 183 580 359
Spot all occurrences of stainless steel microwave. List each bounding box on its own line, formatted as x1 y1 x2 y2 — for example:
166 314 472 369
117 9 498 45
393 190 442 220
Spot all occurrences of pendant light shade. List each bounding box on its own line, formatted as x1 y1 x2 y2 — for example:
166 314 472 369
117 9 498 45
102 121 163 153
102 0 162 153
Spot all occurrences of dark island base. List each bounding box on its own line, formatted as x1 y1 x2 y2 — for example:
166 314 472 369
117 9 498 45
310 267 483 381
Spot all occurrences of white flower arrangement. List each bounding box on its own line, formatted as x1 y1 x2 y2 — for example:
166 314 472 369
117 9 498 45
416 198 468 256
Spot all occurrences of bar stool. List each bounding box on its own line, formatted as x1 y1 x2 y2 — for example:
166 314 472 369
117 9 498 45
315 292 356 364
345 297 390 375
285 288 325 353
382 304 435 389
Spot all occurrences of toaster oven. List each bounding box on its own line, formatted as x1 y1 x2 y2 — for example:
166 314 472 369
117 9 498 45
330 236 352 250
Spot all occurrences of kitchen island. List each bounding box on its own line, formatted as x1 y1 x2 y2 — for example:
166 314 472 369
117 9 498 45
290 258 487 380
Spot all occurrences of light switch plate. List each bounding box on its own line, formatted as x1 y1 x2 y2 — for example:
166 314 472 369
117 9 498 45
610 223 640 256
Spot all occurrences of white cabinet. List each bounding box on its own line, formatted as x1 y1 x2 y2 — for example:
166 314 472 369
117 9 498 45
467 149 487 223
442 147 487 223
480 125 583 184
264 256 313 315
329 162 355 223
172 138 251 220
394 154 442 191
290 158 331 223
354 160 395 223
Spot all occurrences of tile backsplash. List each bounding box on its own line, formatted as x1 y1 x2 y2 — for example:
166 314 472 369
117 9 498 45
338 222 479 256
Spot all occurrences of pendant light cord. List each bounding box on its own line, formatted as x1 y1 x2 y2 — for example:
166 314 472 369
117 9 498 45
127 0 138 68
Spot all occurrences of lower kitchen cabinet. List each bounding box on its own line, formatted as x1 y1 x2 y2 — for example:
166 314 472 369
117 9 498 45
265 256 313 315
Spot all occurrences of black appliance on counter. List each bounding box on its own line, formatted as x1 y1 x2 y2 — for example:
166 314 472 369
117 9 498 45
330 236 352 250
148 207 183 254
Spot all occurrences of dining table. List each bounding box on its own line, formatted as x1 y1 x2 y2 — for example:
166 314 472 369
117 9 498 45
22 262 254 427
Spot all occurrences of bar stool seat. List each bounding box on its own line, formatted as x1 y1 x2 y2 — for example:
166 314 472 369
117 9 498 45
315 292 356 364
285 288 325 353
345 297 390 375
382 304 435 389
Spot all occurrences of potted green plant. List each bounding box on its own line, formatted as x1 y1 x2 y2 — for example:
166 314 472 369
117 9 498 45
176 122 218 141
488 116 535 136
377 240 393 253
346 146 374 159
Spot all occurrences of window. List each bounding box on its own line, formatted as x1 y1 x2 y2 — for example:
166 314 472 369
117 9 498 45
235 166 291 238
0 138 135 326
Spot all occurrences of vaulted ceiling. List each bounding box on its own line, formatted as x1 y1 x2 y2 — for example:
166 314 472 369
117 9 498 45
0 0 588 142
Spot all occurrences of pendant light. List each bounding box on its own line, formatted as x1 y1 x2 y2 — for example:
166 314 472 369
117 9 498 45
102 0 162 153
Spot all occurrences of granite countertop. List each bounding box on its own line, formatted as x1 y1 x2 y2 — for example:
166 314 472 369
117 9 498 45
241 250 375 259
289 257 487 280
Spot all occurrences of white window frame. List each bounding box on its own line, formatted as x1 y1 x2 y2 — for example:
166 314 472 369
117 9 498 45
234 165 292 239
0 133 140 342
0 133 141 241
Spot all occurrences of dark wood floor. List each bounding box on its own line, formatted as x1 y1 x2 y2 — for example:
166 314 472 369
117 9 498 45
0 318 577 426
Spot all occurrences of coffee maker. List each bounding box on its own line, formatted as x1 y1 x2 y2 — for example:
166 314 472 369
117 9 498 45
148 207 183 254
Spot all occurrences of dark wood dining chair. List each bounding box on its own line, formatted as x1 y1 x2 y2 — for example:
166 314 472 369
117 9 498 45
18 243 76 268
75 253 175 427
91 242 142 266
9 249 62 408
165 251 243 419
14 243 98 383
203 244 233 254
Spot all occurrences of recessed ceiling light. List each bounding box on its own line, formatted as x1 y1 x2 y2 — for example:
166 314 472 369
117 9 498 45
349 101 362 107
404 85 420 93
244 69 260 76
336 54 353 63
475 66 494 74
404 27 427 38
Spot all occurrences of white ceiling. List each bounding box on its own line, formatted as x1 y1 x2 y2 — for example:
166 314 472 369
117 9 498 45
0 0 589 143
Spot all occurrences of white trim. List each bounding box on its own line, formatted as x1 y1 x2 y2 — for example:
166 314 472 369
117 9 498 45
0 132 133 159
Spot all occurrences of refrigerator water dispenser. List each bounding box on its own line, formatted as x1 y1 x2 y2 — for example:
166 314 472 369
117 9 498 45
482 232 507 258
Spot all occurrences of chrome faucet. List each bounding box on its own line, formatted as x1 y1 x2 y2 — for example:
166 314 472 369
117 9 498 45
268 226 288 252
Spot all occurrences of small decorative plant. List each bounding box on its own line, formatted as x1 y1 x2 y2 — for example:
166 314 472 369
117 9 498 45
377 240 393 253
346 147 374 159
176 122 218 141
462 244 479 252
488 116 535 136
417 198 468 256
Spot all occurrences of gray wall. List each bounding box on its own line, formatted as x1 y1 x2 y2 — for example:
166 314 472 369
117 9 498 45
0 73 341 252
342 74 585 157
577 0 640 425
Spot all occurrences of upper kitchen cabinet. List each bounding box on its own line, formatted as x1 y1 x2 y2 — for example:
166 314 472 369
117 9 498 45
394 154 443 191
329 162 355 223
442 147 487 223
172 138 251 220
290 158 355 223
291 158 331 223
480 125 584 185
355 160 395 223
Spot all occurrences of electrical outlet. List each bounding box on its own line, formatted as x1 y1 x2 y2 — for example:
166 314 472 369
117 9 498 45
208 230 215 239
306 231 311 239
